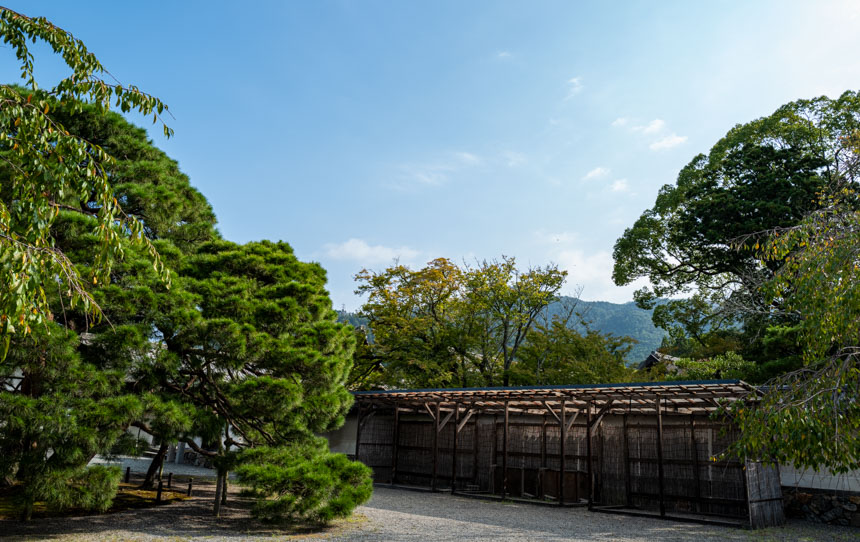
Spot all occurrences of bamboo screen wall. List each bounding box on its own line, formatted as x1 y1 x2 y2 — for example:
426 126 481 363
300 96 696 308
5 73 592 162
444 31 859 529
352 381 784 528
357 412 746 518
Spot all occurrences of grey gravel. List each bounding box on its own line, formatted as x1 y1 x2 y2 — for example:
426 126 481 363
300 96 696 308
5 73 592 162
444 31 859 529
2 485 858 541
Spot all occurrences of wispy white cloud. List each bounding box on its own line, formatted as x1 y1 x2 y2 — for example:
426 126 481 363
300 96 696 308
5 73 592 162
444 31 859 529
632 118 665 134
322 238 419 265
454 151 481 165
496 51 513 60
583 166 610 180
649 134 687 150
503 151 526 167
394 151 481 188
618 116 687 151
565 76 584 99
610 179 630 192
611 117 629 127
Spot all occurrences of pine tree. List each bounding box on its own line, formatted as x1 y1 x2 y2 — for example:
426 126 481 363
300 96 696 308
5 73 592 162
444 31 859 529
159 240 371 520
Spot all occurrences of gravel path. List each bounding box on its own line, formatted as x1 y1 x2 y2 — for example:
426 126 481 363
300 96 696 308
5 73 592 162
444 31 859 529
2 485 858 541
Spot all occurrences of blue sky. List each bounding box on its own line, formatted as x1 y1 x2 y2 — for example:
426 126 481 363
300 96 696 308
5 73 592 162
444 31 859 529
8 1 860 309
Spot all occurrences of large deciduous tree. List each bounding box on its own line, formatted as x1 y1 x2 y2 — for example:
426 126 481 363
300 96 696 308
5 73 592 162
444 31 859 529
1 8 173 343
731 135 860 473
613 91 860 371
356 257 630 388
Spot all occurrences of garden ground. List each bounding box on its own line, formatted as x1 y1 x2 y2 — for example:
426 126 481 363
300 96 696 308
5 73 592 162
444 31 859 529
2 485 857 541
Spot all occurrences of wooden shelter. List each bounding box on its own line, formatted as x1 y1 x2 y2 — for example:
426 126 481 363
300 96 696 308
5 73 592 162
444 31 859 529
351 380 784 529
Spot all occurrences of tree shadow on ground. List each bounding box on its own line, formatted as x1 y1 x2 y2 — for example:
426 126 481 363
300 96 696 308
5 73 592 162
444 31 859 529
0 481 347 541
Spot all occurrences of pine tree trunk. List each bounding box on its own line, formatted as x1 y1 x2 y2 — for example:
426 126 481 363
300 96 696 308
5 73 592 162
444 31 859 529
221 474 228 505
213 472 224 517
141 442 168 488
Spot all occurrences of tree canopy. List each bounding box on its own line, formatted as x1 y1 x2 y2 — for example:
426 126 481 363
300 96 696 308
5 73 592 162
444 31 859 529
0 7 172 347
613 91 860 376
355 257 633 389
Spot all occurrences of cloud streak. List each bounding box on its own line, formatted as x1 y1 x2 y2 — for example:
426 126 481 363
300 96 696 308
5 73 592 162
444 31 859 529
583 166 610 180
322 238 419 265
649 134 687 150
566 76 584 99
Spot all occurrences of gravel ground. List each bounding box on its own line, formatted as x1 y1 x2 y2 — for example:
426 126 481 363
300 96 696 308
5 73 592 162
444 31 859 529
2 485 858 541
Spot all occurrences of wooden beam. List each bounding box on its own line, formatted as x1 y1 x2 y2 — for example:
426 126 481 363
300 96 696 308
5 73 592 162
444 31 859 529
456 408 474 433
542 401 560 423
565 409 581 434
588 399 616 429
437 409 455 433
656 395 666 517
424 402 436 420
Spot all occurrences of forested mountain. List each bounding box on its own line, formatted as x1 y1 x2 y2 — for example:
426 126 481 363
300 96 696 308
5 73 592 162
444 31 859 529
338 297 666 367
550 297 666 364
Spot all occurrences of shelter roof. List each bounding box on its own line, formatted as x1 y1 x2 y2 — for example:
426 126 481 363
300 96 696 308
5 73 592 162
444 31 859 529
353 380 754 415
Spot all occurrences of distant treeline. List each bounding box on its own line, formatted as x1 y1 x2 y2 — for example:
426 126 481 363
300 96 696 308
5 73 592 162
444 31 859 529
338 296 666 365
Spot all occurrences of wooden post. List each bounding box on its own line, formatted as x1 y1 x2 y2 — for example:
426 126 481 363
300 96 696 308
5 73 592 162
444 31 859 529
541 416 547 499
451 403 459 494
623 413 632 508
125 466 130 483
472 412 479 487
491 414 498 493
156 478 163 503
355 403 364 462
213 474 222 517
187 477 193 497
432 401 440 491
587 402 593 510
391 402 400 485
690 415 701 513
167 472 173 489
502 401 509 499
656 395 665 517
559 400 566 506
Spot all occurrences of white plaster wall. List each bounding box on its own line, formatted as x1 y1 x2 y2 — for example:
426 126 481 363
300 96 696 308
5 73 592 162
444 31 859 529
779 465 860 492
324 412 358 456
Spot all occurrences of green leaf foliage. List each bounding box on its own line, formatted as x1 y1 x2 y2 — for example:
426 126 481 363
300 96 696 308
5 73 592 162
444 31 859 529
0 7 173 340
613 91 860 368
